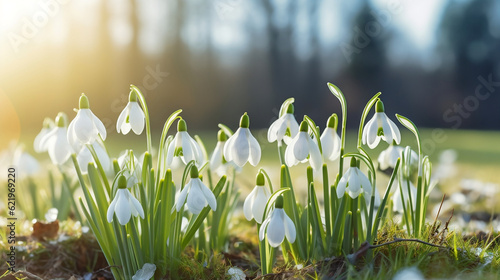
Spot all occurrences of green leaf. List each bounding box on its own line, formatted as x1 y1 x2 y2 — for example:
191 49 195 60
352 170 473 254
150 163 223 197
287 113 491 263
278 97 295 118
218 123 234 137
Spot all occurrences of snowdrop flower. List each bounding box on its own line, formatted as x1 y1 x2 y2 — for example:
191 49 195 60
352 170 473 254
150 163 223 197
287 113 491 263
33 117 54 153
117 150 142 188
337 158 373 200
210 130 228 175
67 93 107 152
362 100 401 149
39 113 72 165
223 113 261 167
243 172 271 223
285 120 322 170
320 114 341 162
116 91 145 135
107 175 145 225
76 140 111 174
259 195 296 247
175 166 217 214
378 143 418 170
393 179 417 212
166 119 203 166
267 103 299 145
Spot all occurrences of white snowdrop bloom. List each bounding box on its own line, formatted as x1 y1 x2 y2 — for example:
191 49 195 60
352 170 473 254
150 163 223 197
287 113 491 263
267 103 299 145
76 141 111 174
378 143 418 170
116 91 145 135
107 175 145 225
259 195 296 248
67 93 107 152
223 113 261 167
175 166 217 214
393 179 417 212
243 173 272 224
337 158 373 200
117 150 142 188
39 113 72 165
362 100 401 149
33 118 54 153
285 120 322 171
320 114 341 162
166 119 203 166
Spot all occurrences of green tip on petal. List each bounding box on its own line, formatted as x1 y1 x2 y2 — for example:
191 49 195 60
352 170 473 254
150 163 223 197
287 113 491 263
217 130 227 142
350 157 357 167
256 172 265 186
190 166 199 179
79 93 89 109
239 113 249 128
299 120 308 132
129 90 138 102
326 114 338 129
178 119 187 132
392 140 397 146
375 100 385 113
118 175 127 189
286 104 294 114
55 112 67 127
275 195 284 209
43 117 53 128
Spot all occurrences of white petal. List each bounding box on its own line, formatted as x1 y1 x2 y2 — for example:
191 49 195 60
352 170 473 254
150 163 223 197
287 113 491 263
320 128 334 161
362 116 374 145
189 136 204 165
387 117 401 144
199 179 217 211
336 169 351 198
210 142 224 170
165 134 177 166
308 138 322 170
380 114 394 144
267 117 285 143
358 170 372 196
115 189 132 225
243 187 258 221
347 169 362 198
107 194 118 223
284 136 299 167
367 115 381 149
179 132 194 164
129 193 145 219
67 118 80 152
93 142 111 172
252 187 269 224
284 212 296 243
248 131 261 166
90 110 107 140
293 132 310 161
34 128 50 153
287 114 300 139
176 181 190 212
230 128 249 167
129 102 145 135
223 131 237 162
116 103 130 133
73 110 95 144
187 182 207 214
49 128 71 165
267 209 285 247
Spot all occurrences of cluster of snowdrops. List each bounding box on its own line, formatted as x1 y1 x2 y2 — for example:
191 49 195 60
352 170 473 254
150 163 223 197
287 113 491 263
33 84 434 279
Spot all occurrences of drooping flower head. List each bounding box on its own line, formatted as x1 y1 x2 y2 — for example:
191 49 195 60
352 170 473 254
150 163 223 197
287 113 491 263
267 103 299 145
223 113 261 167
259 195 296 248
285 120 322 171
166 119 203 166
117 149 143 188
175 166 217 214
320 114 341 162
40 112 72 165
116 90 146 135
107 175 145 225
67 93 107 152
243 172 271 223
210 130 237 176
362 100 401 149
34 117 54 153
378 142 418 171
337 158 374 202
